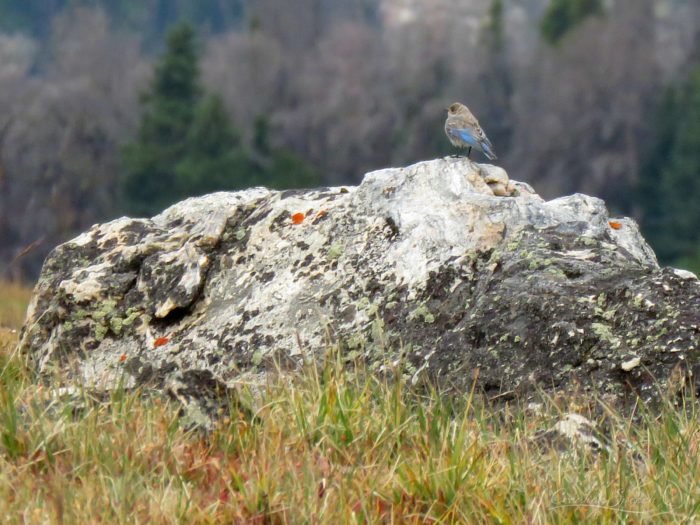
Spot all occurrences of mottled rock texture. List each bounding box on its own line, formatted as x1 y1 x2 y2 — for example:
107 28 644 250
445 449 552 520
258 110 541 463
19 158 700 411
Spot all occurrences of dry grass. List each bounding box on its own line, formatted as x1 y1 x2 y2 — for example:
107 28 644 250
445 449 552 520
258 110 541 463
2 283 700 523
0 280 32 329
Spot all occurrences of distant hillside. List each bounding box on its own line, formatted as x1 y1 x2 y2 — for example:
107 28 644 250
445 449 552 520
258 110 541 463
0 0 384 51
0 0 243 46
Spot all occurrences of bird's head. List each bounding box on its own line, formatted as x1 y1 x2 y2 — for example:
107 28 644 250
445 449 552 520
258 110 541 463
447 102 468 116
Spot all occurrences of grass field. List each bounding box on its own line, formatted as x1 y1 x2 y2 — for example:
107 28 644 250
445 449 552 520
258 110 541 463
2 281 700 523
0 280 32 329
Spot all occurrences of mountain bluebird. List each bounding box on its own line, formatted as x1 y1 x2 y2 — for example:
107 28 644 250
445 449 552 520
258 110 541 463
444 102 497 160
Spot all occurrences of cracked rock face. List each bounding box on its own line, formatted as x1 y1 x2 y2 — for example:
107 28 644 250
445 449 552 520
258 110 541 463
19 158 700 409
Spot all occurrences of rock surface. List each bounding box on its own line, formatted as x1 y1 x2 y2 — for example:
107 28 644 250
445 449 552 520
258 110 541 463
533 413 611 455
19 158 700 410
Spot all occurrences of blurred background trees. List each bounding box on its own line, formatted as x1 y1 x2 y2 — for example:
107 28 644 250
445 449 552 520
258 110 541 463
122 21 318 216
540 0 603 45
122 22 202 215
638 64 700 272
0 0 699 280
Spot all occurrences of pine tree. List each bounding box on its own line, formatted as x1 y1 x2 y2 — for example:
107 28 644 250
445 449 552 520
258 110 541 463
175 94 253 195
479 0 513 154
639 66 700 267
122 22 319 215
249 116 320 190
487 0 505 53
122 22 201 215
540 0 603 46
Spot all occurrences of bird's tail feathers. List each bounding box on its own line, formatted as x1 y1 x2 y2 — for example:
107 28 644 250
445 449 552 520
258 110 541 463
480 139 497 160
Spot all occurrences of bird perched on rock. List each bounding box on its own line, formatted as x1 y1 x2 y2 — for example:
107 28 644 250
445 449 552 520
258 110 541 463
444 102 497 160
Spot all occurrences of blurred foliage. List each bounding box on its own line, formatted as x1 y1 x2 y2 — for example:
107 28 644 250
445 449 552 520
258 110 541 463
639 64 700 265
0 0 64 38
487 0 504 52
121 22 200 215
0 0 244 44
122 22 318 216
174 93 249 196
673 250 700 276
540 0 604 45
0 0 698 279
249 116 320 190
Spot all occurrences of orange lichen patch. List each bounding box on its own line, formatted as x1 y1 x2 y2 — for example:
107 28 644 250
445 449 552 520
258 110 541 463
291 212 305 225
608 221 622 230
119 354 127 362
154 337 170 348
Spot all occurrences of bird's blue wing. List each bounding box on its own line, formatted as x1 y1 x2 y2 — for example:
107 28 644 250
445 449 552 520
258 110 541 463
451 128 497 160
450 128 479 148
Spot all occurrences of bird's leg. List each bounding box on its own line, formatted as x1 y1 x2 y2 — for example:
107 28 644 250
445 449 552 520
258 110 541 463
467 147 472 159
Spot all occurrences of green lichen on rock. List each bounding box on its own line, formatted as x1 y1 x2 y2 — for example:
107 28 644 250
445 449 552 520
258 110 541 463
410 304 435 324
121 309 142 327
92 299 118 320
346 333 366 350
94 322 109 342
81 301 144 342
591 322 622 349
370 317 386 341
109 316 124 335
327 243 344 260
73 309 89 320
356 297 371 311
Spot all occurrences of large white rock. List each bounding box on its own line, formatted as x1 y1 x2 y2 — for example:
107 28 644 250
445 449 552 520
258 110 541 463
19 158 700 415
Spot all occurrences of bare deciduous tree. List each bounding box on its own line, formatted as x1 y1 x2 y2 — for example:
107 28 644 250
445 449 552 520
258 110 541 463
2 0 699 278
506 0 658 205
1 7 148 277
202 30 284 135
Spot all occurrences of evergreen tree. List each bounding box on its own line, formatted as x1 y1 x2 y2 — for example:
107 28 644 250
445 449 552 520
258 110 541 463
487 0 505 53
248 116 320 190
121 22 201 215
540 0 603 45
175 94 254 195
476 0 513 155
122 23 320 215
639 65 700 267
